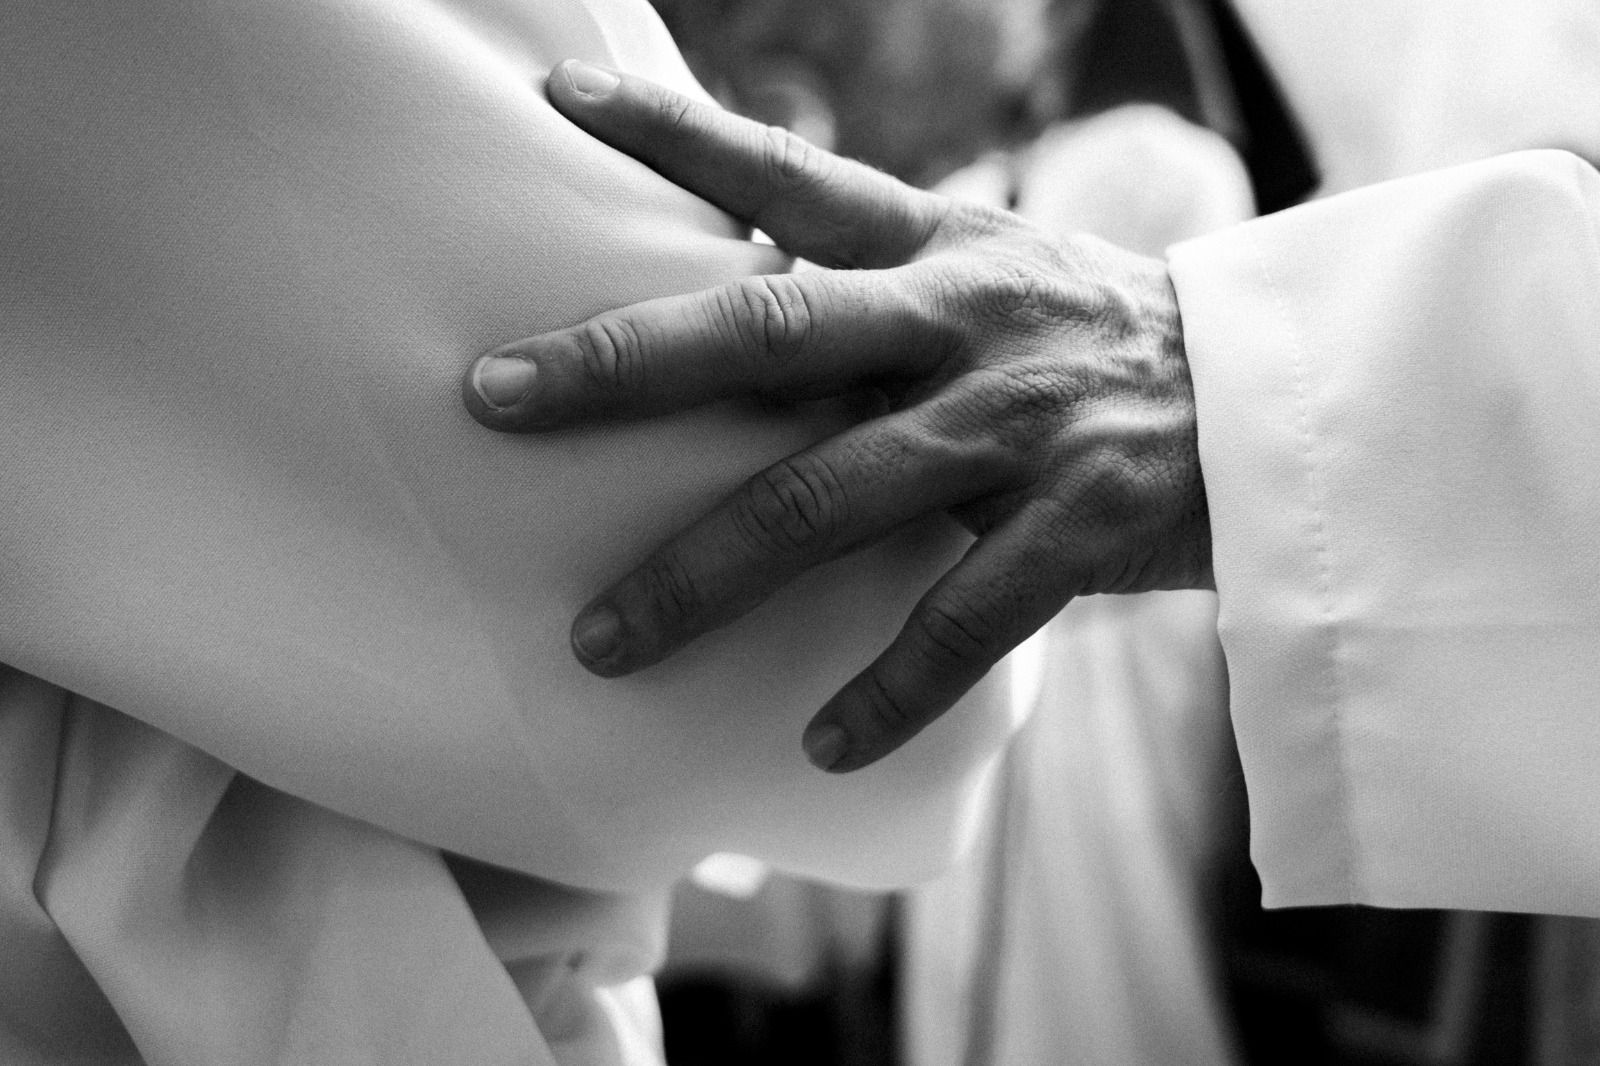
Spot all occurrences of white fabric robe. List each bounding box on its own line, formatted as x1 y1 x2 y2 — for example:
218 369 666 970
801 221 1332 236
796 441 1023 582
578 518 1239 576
0 1 1019 1062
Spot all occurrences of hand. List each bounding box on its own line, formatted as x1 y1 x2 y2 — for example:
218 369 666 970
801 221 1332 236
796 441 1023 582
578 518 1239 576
463 60 1213 773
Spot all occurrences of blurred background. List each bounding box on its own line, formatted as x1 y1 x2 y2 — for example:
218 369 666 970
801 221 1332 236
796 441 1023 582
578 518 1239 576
641 1 1600 1064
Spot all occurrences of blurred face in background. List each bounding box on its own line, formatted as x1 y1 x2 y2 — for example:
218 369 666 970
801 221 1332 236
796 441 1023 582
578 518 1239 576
649 0 1094 187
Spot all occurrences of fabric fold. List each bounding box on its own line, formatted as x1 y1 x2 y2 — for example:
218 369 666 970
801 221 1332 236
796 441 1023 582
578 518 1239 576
1171 149 1600 914
3 671 670 1065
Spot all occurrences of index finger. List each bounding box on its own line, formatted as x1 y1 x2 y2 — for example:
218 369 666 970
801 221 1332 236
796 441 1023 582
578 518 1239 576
464 267 950 430
545 59 949 270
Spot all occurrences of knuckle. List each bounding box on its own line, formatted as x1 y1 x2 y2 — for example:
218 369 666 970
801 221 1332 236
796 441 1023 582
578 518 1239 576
937 364 1076 461
913 595 999 668
574 317 645 395
735 454 849 555
907 264 977 359
760 124 825 196
1078 446 1160 529
907 190 959 251
964 203 1025 240
637 552 703 629
991 364 1079 426
931 202 1026 250
969 265 1077 328
656 91 701 136
735 275 814 365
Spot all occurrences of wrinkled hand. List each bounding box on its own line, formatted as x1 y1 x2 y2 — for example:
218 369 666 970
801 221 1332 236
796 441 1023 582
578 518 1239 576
463 60 1212 772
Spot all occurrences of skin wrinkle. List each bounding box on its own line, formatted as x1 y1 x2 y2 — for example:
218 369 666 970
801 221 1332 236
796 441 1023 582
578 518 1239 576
576 315 647 397
749 125 936 269
705 285 758 381
742 452 852 556
743 273 816 368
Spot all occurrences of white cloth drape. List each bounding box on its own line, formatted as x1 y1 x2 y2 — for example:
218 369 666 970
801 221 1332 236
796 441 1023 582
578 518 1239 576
4 674 667 1066
0 1 1020 1061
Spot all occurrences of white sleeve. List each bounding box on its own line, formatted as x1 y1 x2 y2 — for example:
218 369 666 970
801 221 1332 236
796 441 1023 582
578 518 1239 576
1168 150 1600 915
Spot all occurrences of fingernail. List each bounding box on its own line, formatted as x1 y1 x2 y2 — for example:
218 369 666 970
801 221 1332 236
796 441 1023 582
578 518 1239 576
572 606 623 666
563 60 619 98
473 356 537 409
803 724 851 772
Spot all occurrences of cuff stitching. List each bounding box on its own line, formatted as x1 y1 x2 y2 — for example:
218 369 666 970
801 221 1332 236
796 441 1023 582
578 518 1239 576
1258 234 1361 902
